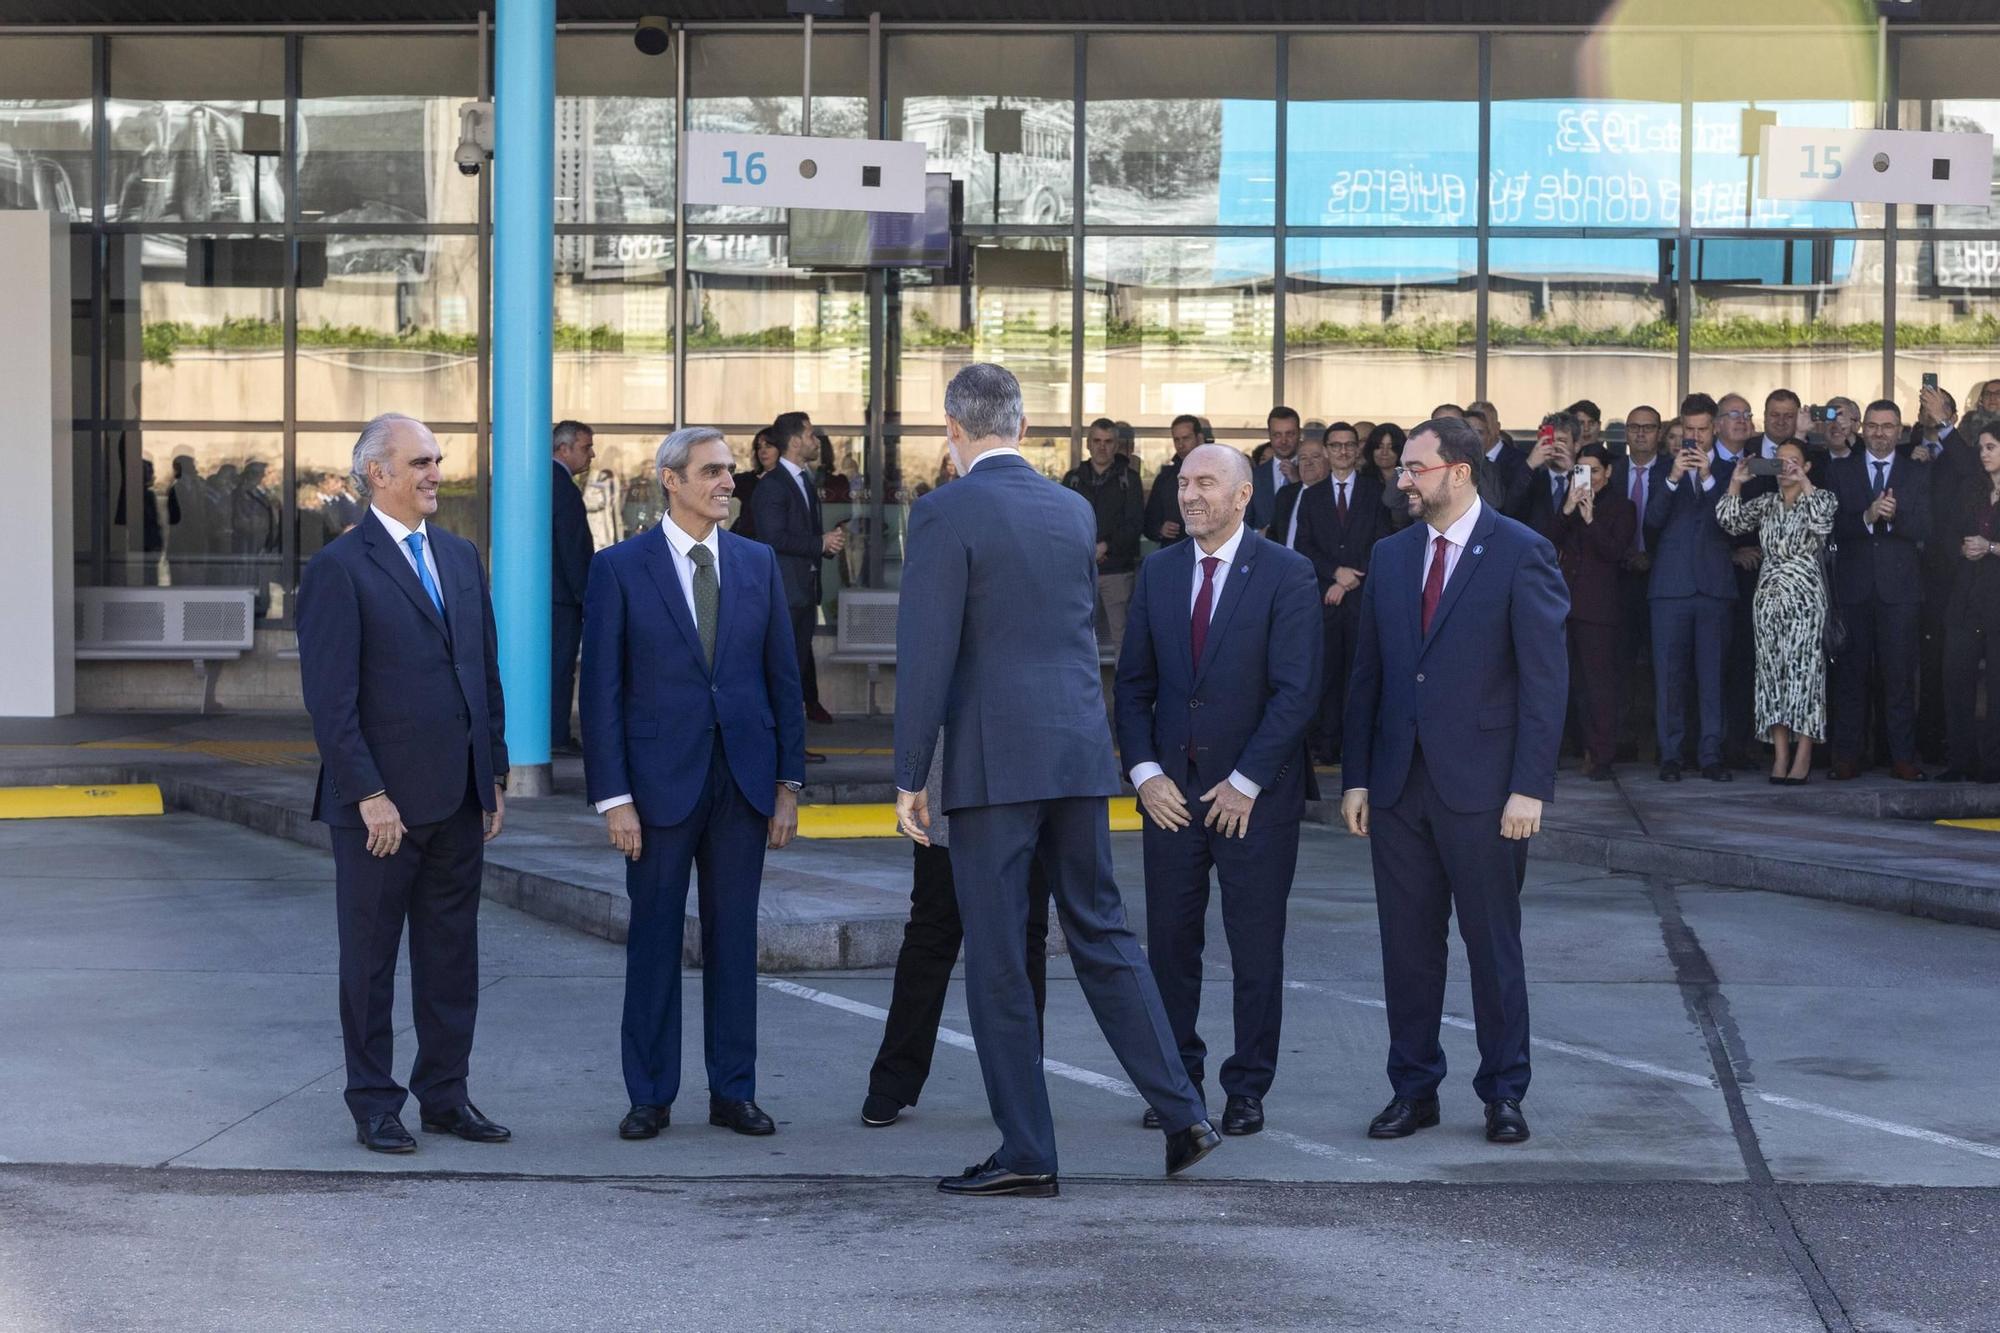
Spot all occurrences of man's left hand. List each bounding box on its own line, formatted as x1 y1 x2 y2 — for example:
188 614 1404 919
768 785 799 850
1500 793 1542 841
484 785 505 842
1324 583 1346 607
1201 781 1255 839
896 788 932 847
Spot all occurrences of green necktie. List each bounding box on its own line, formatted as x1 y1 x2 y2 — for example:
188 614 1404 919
688 543 718 668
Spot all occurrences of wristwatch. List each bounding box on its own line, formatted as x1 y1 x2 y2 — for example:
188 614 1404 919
781 780 803 792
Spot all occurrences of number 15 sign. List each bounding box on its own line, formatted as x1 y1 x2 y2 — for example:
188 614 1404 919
683 131 928 213
1760 125 1993 207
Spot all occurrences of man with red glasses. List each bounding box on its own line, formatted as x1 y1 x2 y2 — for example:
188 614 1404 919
1340 415 1569 1147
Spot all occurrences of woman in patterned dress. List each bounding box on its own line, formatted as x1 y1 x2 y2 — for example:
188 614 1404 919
1716 439 1837 784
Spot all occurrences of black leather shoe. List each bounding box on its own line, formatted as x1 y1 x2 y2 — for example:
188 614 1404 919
938 1154 1059 1198
420 1102 511 1143
1220 1094 1264 1136
619 1104 669 1139
1367 1096 1441 1139
1700 763 1733 782
861 1093 902 1127
356 1112 416 1154
1658 761 1683 783
1165 1120 1222 1176
709 1097 776 1136
1141 1084 1202 1130
1485 1098 1531 1144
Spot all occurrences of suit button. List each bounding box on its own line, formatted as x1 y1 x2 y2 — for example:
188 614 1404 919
1415 673 1425 683
1190 698 1203 708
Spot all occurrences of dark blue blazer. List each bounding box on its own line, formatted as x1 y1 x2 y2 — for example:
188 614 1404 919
297 510 508 829
1642 454 1738 601
580 524 806 826
894 453 1123 811
552 459 594 608
749 463 823 611
1114 529 1324 822
1830 450 1931 607
1342 502 1570 814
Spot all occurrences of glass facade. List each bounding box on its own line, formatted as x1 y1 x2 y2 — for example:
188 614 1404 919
17 22 1997 627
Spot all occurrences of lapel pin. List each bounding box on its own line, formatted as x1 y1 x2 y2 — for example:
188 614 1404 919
1472 545 1484 556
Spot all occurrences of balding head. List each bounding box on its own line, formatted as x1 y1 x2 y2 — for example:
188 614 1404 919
1178 444 1254 546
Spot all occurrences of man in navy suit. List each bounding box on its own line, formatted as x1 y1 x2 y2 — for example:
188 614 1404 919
895 363 1220 1197
751 410 845 739
582 427 807 1142
1115 443 1321 1138
1296 423 1387 764
551 419 596 752
297 413 512 1155
1829 400 1933 780
1341 414 1569 1146
1644 393 1739 782
1247 405 1303 532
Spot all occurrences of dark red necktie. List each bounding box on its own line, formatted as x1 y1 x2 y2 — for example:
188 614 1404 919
1190 555 1220 665
1336 480 1349 525
1421 534 1449 635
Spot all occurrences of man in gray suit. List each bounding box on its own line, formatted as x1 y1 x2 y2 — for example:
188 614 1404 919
894 363 1221 1198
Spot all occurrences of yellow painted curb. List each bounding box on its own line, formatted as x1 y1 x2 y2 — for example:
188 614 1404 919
0 783 165 819
798 797 1144 840
1937 818 2000 832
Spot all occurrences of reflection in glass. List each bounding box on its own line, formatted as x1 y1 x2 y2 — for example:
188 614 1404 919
1286 34 1476 228
894 239 1070 427
296 234 479 423
1083 236 1274 429
0 38 95 219
557 34 675 226
554 240 673 428
569 433 667 547
110 430 284 618
1687 238 1887 409
107 233 285 422
1893 240 2000 414
888 34 1073 226
1895 35 2000 231
684 235 868 426
1086 34 1275 226
107 37 285 224
1286 237 1476 427
1488 239 1675 433
300 36 480 226
297 431 480 559
686 33 868 225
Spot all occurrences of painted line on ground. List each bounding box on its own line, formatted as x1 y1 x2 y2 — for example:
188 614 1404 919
760 977 1376 1165
1285 978 2000 1164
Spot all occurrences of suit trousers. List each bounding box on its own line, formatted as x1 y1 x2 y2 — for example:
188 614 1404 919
949 796 1205 1174
551 600 583 746
1570 620 1621 768
1616 568 1656 758
866 842 1050 1107
1316 601 1360 761
1833 598 1921 766
621 739 767 1108
1369 750 1531 1104
1141 787 1301 1101
1725 569 1759 758
330 784 485 1121
1651 594 1732 768
789 604 823 713
1945 609 2000 779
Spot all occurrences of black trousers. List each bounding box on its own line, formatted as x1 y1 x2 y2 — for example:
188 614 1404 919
551 600 583 746
1833 597 1922 766
790 603 822 713
1570 620 1621 768
1315 602 1359 762
1945 605 2000 778
868 842 1049 1107
1616 567 1656 759
1724 568 1759 759
330 789 485 1121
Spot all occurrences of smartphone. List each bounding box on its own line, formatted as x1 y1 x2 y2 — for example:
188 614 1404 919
1537 424 1555 448
1923 372 1940 392
1744 456 1784 478
1569 464 1591 484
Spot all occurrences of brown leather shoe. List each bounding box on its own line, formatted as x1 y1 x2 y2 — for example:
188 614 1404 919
1891 761 1929 782
1830 759 1861 781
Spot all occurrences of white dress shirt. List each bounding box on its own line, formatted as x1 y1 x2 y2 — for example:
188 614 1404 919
1283 479 1325 549
370 506 444 609
1665 444 1724 494
1129 522 1261 801
1267 456 1291 498
595 518 722 815
778 455 814 506
966 446 1025 472
1863 451 1896 534
1419 495 1483 595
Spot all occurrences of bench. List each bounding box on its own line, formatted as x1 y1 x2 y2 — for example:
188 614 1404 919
74 587 258 714
826 590 899 717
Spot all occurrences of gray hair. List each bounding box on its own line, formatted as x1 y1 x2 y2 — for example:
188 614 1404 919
553 419 593 451
944 363 1025 443
349 412 429 498
1827 395 1859 416
656 426 726 477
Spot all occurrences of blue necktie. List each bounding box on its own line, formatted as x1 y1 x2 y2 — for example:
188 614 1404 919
404 531 444 615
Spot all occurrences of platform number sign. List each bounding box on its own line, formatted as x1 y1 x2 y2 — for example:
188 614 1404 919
684 131 927 213
1760 126 1993 207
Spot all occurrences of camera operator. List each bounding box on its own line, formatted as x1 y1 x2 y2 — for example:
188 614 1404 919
1552 444 1636 779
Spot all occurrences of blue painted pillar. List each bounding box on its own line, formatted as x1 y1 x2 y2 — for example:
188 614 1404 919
492 0 554 791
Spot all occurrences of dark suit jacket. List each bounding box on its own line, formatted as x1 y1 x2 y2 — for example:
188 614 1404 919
1290 473 1387 596
1249 456 1291 533
1643 455 1738 601
1831 450 1931 607
1489 443 1535 522
297 510 508 829
1342 502 1571 813
894 453 1123 810
553 459 594 608
1265 479 1313 552
750 462 824 611
1143 457 1186 545
580 526 805 826
1551 492 1637 627
1114 530 1324 823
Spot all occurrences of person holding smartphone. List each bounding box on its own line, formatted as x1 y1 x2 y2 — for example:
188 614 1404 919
1550 444 1636 780
1643 394 1738 782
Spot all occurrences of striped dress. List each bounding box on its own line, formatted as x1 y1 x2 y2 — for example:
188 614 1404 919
1716 487 1838 743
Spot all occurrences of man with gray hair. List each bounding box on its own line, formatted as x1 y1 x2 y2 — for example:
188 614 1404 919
297 412 512 1154
581 426 806 1143
895 363 1221 1197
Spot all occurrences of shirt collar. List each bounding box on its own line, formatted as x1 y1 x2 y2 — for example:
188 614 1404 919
1761 435 1782 457
371 506 428 546
1196 521 1247 568
1714 440 1742 463
661 515 719 564
1486 441 1507 462
779 456 809 485
967 446 1025 472
1432 496 1483 549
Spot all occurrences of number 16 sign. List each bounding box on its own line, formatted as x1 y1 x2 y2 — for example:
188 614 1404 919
1760 125 1993 207
683 131 928 213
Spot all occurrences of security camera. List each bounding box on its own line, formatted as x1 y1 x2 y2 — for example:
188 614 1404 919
455 101 495 177
634 16 670 56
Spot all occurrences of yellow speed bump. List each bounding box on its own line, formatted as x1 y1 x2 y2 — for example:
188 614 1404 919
0 783 164 820
798 797 1144 840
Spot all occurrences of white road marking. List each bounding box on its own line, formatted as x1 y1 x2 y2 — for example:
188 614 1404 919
1284 978 2000 1164
760 977 1376 1165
